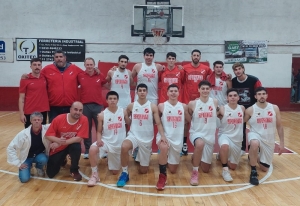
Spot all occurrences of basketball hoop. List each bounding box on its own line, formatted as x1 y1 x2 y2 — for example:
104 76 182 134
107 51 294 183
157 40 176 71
151 28 166 45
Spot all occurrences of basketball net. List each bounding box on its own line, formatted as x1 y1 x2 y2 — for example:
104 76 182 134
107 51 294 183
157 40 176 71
151 28 166 45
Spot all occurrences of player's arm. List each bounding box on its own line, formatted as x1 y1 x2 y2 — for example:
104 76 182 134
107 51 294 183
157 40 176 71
123 109 131 126
213 99 220 116
18 93 26 124
157 103 164 117
155 63 164 72
152 104 167 144
183 104 191 123
131 63 141 79
244 106 253 123
274 105 284 155
188 101 195 116
95 112 104 147
254 79 262 89
126 103 133 119
226 79 232 89
106 70 113 83
218 106 225 120
128 70 136 87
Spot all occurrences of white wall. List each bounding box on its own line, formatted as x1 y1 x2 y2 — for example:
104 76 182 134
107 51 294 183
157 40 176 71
0 0 299 87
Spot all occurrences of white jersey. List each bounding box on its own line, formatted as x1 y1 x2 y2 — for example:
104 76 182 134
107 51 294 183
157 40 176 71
210 78 227 106
110 69 131 109
135 62 158 102
157 101 185 152
189 98 217 144
248 103 277 144
218 104 243 143
102 107 126 153
128 100 154 144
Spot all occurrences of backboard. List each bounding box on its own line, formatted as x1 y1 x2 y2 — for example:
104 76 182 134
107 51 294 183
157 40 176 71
131 4 184 38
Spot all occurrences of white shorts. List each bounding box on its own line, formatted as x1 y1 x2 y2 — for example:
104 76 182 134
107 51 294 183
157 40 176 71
126 135 152 167
218 134 241 164
157 141 181 165
91 141 121 170
248 132 275 166
193 137 214 164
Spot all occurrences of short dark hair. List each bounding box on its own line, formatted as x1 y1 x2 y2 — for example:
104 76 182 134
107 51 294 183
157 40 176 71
137 83 148 91
166 52 176 59
118 55 129 62
226 88 239 96
255 87 267 95
30 58 42 65
54 50 66 56
106 91 119 99
213 60 224 67
143 47 155 56
167 84 179 91
198 80 211 88
191 49 201 55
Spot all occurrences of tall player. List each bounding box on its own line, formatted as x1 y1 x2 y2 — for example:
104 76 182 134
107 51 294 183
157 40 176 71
87 91 131 187
182 49 213 155
158 52 184 104
188 80 219 186
106 55 134 109
217 88 244 182
131 48 164 105
156 84 190 190
116 83 166 187
244 87 284 185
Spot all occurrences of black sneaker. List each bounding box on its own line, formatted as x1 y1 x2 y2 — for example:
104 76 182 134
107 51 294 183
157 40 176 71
249 169 259 185
181 143 188 156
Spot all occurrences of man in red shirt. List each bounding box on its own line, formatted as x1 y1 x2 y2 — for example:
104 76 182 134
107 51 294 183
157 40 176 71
181 49 213 155
45 101 89 181
78 57 107 159
158 52 184 103
19 58 49 128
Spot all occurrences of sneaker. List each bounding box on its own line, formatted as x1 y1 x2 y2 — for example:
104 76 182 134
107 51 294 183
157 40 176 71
116 172 129 187
87 172 100 187
71 172 82 181
156 173 167 191
249 170 259 185
222 169 233 182
216 153 220 160
190 170 199 186
181 143 188 156
132 147 139 160
240 150 246 156
83 154 89 159
36 168 45 177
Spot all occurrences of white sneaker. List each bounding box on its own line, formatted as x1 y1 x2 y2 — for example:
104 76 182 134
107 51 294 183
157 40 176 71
83 154 89 159
222 169 233 182
240 150 246 156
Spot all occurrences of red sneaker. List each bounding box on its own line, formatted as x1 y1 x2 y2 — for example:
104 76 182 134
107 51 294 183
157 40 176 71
156 173 167 191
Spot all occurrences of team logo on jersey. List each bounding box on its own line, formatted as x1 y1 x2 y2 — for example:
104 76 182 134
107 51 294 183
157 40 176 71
144 108 149 113
124 75 128 79
69 71 73 75
118 116 122 121
152 69 156 73
208 106 213 111
76 124 82 130
228 113 232 117
268 111 273 116
219 81 224 86
201 70 206 74
199 107 203 111
176 72 180 77
238 112 242 117
178 110 182 115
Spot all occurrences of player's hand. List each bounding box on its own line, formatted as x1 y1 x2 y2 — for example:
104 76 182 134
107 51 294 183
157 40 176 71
110 66 117 71
20 114 26 124
19 163 28 170
226 74 232 80
160 136 168 145
50 142 60 150
278 143 284 155
96 139 104 147
21 73 29 79
59 137 67 145
94 67 100 75
178 65 183 70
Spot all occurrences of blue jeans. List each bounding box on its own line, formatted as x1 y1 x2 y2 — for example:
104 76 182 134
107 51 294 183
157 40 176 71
19 153 48 183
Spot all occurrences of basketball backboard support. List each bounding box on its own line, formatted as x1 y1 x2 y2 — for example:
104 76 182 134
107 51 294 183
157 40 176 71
131 4 184 40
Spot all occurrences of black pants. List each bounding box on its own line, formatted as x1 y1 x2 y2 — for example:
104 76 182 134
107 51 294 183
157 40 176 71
24 111 48 128
83 103 103 154
46 143 81 178
48 106 71 123
241 122 247 151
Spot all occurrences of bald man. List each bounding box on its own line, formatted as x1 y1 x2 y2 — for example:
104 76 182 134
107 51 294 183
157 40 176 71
45 101 89 181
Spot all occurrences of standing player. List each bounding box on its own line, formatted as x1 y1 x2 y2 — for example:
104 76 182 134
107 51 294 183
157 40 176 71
208 60 232 106
78 57 107 159
217 88 244 182
188 80 219 186
182 49 213 155
87 91 131 187
106 55 134 109
19 58 49 128
131 48 164 105
116 83 166 187
232 62 262 155
155 84 190 190
158 52 184 104
244 87 284 185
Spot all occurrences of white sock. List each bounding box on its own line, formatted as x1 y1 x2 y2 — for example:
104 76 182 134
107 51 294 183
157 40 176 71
91 166 98 173
193 166 199 171
223 167 229 170
122 166 128 174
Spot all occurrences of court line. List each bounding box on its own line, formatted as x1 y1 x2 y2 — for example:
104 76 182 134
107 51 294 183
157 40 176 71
0 112 16 118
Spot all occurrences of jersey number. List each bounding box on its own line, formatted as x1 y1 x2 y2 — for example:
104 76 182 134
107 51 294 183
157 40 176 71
139 120 142 126
204 118 207 124
114 129 118 135
172 122 177 128
263 124 267 129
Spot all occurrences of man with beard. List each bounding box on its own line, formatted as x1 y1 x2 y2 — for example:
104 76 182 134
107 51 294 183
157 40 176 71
45 101 88 181
19 58 49 128
244 87 284 185
231 62 262 156
106 55 134 109
78 57 107 159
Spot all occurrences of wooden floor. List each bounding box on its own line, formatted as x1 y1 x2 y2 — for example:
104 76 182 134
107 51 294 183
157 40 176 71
1 111 300 206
